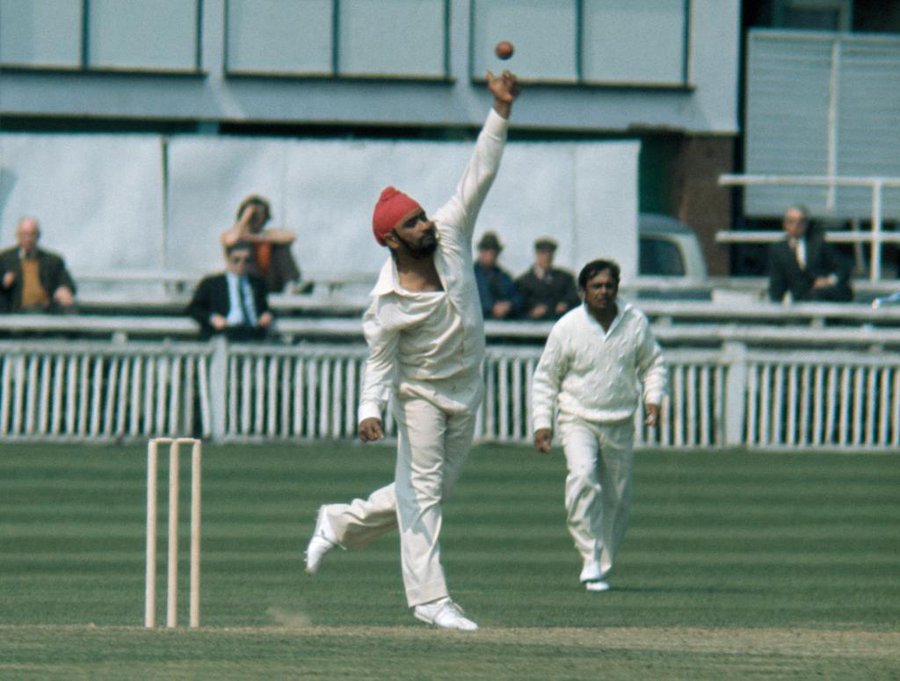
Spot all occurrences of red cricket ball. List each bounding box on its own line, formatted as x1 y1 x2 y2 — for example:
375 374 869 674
494 41 514 60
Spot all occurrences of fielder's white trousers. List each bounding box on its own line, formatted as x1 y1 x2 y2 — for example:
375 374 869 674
322 397 475 607
559 415 634 582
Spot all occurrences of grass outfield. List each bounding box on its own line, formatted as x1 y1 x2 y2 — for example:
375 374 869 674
0 442 897 680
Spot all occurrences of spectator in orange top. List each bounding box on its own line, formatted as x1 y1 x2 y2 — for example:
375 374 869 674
220 195 304 293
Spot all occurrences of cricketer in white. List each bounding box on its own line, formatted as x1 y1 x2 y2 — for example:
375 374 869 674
532 259 667 592
305 70 521 631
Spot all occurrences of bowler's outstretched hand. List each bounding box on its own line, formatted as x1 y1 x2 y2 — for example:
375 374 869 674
359 417 385 442
486 70 520 118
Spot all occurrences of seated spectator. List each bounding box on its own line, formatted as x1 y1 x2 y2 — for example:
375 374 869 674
516 237 580 320
186 241 274 341
768 205 853 303
220 194 305 293
0 216 76 313
474 231 522 320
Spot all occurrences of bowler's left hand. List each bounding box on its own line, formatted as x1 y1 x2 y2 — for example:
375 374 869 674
644 403 660 427
534 427 552 454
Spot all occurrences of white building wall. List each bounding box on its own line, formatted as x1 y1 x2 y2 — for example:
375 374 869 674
0 0 740 134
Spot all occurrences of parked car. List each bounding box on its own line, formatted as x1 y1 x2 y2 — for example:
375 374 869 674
634 213 710 300
639 213 708 279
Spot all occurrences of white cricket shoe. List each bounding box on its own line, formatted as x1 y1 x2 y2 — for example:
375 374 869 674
304 506 338 575
579 560 603 583
414 598 479 631
585 580 611 592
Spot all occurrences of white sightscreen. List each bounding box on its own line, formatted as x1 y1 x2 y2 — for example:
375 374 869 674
0 132 638 284
0 134 164 274
166 136 639 281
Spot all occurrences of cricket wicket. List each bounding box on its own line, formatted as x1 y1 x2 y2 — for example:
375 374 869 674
145 437 202 628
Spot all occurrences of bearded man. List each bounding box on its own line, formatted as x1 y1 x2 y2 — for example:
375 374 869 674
303 70 521 631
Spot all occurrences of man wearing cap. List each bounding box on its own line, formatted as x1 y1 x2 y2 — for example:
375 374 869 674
474 230 522 320
303 70 521 631
516 237 581 321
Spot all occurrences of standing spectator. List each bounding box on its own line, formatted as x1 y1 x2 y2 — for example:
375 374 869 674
0 216 76 313
769 205 853 303
221 194 304 293
186 241 274 341
532 259 666 592
516 237 580 320
473 231 522 320
303 69 521 631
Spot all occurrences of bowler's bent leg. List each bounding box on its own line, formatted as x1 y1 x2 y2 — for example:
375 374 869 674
322 483 399 549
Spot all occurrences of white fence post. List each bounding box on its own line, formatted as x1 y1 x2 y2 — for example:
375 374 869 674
723 341 748 447
208 336 228 442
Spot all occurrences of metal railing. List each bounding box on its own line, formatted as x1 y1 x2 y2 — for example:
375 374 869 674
718 173 900 282
4 302 900 346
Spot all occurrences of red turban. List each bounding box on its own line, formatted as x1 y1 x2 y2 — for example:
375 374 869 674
371 186 423 246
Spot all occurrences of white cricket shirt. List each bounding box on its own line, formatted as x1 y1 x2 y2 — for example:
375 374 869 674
358 109 509 421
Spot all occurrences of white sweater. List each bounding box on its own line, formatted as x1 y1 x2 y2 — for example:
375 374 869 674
532 303 666 430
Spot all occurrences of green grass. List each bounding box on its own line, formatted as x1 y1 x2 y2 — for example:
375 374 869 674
0 442 898 679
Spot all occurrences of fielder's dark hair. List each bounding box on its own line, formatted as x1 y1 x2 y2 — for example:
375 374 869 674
578 259 620 290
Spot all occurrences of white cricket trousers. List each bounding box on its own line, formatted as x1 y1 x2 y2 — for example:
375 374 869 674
558 415 635 582
321 397 475 607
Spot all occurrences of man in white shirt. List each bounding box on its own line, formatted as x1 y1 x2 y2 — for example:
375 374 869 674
532 259 666 592
304 70 521 631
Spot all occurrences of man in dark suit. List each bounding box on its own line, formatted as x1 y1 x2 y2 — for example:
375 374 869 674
0 216 77 313
473 231 522 320
516 237 581 320
768 205 853 303
186 241 274 341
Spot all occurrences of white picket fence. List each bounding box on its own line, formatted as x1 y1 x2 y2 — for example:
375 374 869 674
743 351 900 449
0 337 897 451
0 341 209 441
